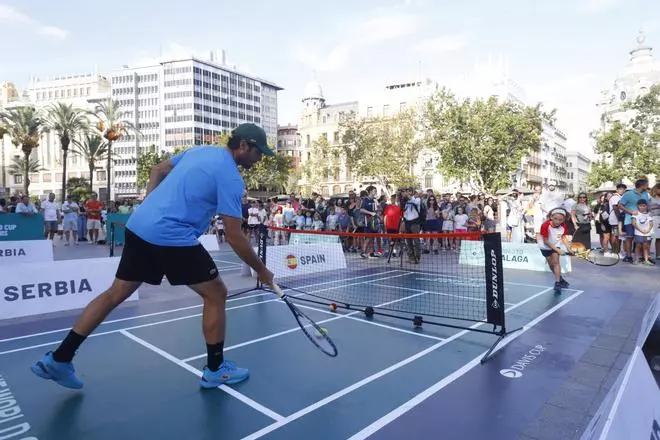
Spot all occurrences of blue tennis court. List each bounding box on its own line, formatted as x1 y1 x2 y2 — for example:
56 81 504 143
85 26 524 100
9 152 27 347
0 262 587 440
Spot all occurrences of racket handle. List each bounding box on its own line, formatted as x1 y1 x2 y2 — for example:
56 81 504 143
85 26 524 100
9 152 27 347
270 283 285 298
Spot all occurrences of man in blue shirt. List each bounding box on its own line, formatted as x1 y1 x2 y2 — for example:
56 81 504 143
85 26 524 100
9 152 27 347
618 177 650 263
30 123 276 390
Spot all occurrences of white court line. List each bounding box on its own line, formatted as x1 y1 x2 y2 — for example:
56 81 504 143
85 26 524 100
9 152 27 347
373 282 516 307
182 290 438 362
0 291 269 344
239 286 558 440
347 289 586 440
0 271 410 356
119 330 284 422
412 271 577 291
0 269 403 345
0 299 280 356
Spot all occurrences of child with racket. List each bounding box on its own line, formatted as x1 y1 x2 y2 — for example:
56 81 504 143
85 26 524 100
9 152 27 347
538 208 571 294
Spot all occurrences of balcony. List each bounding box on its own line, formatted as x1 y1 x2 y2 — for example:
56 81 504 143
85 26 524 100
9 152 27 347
526 155 541 166
525 173 542 183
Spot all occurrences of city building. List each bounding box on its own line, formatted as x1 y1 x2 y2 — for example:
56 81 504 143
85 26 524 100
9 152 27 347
276 124 301 168
296 78 359 196
0 81 19 107
597 30 660 130
595 29 659 188
109 50 282 198
0 72 111 199
294 76 452 196
566 151 592 194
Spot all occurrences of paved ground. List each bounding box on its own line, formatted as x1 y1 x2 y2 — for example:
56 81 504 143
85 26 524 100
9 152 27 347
0 237 658 440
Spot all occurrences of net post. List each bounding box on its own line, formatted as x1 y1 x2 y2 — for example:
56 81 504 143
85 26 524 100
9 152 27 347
109 222 115 257
483 232 505 332
256 224 268 289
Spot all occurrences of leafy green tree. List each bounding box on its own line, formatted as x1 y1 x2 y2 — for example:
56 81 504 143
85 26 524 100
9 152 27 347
302 136 342 191
423 88 545 194
588 84 660 187
136 145 171 190
8 156 43 191
339 108 421 191
45 103 89 202
89 99 139 202
0 106 46 196
66 177 91 199
71 133 111 194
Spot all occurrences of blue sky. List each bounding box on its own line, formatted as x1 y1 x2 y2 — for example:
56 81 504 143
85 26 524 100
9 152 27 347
0 0 658 155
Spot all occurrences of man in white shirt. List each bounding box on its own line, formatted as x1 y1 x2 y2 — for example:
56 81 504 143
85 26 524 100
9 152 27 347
15 195 38 215
61 194 80 246
41 193 60 241
403 188 422 264
539 181 565 219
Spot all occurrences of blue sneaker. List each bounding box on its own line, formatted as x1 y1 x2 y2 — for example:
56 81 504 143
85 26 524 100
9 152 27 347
200 360 249 389
30 351 83 389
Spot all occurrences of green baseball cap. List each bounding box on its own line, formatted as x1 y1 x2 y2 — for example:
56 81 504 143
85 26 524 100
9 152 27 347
232 123 275 156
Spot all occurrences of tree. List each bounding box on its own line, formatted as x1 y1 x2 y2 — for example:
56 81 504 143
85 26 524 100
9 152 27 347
89 99 139 202
45 103 89 202
0 106 46 196
302 136 342 190
71 133 111 193
423 88 545 194
136 146 171 190
588 84 660 187
239 154 293 193
339 108 422 193
66 177 91 200
8 156 43 191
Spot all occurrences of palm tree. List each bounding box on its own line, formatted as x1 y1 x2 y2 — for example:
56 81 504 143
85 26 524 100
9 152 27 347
89 99 138 202
71 133 111 194
8 156 43 189
45 103 89 202
0 106 46 196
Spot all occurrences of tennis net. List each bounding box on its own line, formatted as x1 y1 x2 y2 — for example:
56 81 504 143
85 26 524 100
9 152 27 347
256 226 515 361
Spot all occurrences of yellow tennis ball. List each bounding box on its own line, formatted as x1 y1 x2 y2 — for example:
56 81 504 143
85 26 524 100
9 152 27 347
318 327 328 336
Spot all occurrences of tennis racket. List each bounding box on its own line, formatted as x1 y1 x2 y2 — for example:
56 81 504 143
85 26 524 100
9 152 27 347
270 283 338 357
567 244 619 266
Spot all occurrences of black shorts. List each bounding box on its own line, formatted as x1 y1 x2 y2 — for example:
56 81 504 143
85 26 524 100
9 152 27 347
540 248 557 258
116 228 218 286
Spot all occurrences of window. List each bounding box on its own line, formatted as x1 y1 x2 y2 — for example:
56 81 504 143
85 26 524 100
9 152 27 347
367 107 373 117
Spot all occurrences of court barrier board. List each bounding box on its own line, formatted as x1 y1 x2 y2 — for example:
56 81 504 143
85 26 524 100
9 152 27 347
254 226 520 363
460 240 572 273
0 256 139 321
581 293 660 440
0 214 45 241
0 239 53 265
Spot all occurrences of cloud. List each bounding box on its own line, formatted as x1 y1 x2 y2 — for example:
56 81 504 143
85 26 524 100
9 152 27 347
293 12 419 72
414 34 470 54
576 0 624 13
0 4 68 40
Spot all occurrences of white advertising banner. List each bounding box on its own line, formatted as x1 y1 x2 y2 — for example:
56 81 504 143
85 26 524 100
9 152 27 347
637 292 660 348
198 234 219 252
0 257 139 321
459 241 572 273
581 347 660 440
264 243 347 278
0 240 53 265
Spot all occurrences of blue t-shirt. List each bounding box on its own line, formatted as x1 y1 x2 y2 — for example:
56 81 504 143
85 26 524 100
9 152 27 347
127 146 244 246
619 189 650 225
